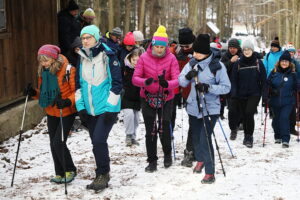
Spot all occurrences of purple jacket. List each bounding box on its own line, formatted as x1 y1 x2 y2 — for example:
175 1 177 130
132 44 180 101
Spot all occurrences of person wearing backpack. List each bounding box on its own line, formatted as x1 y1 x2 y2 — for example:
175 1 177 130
179 34 231 184
75 25 122 192
24 44 77 184
263 37 283 76
132 25 180 172
265 51 299 148
231 40 267 148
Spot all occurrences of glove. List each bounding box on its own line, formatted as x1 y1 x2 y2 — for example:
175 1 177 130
23 83 36 97
195 82 210 93
103 112 116 124
55 98 71 109
158 74 168 88
78 109 89 125
144 78 154 86
185 70 198 80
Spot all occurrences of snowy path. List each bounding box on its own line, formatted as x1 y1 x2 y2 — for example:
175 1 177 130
1 106 300 200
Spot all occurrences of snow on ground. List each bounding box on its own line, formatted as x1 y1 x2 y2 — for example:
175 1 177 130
1 104 300 200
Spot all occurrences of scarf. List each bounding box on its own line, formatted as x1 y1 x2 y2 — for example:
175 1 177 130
39 69 60 108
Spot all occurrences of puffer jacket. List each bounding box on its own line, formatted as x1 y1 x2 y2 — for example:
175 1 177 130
263 50 283 76
132 44 180 101
33 55 77 117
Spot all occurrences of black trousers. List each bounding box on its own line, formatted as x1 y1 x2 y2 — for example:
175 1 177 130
47 114 76 176
186 116 193 152
238 96 261 136
171 93 181 131
228 98 242 131
141 99 173 162
290 106 296 133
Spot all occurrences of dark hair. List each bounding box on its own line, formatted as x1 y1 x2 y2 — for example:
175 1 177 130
127 48 144 61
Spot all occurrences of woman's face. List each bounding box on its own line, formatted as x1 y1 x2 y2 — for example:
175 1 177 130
243 48 253 57
81 33 97 49
153 45 166 56
280 60 290 68
193 52 208 60
40 57 54 68
130 55 139 67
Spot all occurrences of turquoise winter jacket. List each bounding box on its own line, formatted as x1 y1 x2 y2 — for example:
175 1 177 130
263 50 283 76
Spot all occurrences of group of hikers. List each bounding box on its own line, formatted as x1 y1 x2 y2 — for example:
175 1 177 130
22 0 300 192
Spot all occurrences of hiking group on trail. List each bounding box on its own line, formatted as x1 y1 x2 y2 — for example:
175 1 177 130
19 0 300 193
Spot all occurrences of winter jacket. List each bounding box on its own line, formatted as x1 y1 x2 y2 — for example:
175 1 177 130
132 44 180 102
179 50 231 118
170 46 193 99
75 42 122 116
33 55 77 117
292 58 300 81
263 50 283 76
267 65 298 107
118 46 136 79
121 54 141 110
57 10 81 55
231 53 267 98
220 49 242 80
100 36 120 53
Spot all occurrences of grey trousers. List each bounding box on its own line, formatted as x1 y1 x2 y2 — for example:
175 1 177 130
123 108 140 139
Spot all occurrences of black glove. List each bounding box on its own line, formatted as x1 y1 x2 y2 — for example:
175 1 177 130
103 112 116 124
144 78 154 86
185 70 198 80
23 83 36 97
195 82 210 93
78 109 89 125
262 98 268 113
158 74 168 88
55 98 71 109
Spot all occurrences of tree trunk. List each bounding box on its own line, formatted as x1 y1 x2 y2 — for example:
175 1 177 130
138 0 146 31
124 0 131 34
108 0 114 31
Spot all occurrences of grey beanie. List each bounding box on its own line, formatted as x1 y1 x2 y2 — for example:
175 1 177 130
133 31 144 42
242 40 254 51
111 27 123 37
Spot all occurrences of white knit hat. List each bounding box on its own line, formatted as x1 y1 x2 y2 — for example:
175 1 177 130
133 31 144 42
242 40 254 51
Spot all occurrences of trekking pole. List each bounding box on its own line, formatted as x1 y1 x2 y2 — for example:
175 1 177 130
11 95 29 187
200 92 226 177
158 70 166 136
59 109 67 195
261 102 264 125
217 118 235 158
170 123 176 160
296 92 300 142
263 103 268 147
181 94 184 142
194 76 223 176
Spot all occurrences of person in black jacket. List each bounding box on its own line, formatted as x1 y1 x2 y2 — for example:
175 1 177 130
57 0 81 55
231 40 267 148
221 38 243 140
122 48 144 146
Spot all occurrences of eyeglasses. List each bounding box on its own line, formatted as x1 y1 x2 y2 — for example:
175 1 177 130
81 36 93 41
280 60 290 63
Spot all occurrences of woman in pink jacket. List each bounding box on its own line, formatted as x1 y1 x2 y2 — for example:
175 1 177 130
132 25 180 172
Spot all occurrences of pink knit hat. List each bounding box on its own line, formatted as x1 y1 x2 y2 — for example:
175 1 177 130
38 44 61 60
123 32 135 45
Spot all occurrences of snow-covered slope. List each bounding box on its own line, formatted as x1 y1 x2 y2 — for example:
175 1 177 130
1 105 300 200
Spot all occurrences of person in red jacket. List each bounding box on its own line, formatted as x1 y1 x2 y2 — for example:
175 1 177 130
170 28 195 167
132 25 180 172
24 44 77 184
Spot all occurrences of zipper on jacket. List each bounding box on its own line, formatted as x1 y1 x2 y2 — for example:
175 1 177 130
92 64 95 78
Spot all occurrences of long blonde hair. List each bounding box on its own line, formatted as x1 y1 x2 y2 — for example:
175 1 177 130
37 55 63 77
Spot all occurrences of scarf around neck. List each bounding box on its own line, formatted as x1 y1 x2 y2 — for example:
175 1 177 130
39 69 60 108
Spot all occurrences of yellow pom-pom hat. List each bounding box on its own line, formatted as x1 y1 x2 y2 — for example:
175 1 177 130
152 25 168 47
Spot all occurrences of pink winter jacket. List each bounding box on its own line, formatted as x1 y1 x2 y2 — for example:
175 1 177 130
132 44 180 101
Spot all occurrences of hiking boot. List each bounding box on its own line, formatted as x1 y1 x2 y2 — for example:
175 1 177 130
181 150 194 167
126 135 132 146
193 162 204 173
290 130 299 136
86 173 110 192
275 139 282 144
164 154 172 168
145 161 157 173
230 129 237 140
131 139 139 145
243 136 253 148
50 175 62 184
61 171 76 183
282 142 289 148
201 174 215 184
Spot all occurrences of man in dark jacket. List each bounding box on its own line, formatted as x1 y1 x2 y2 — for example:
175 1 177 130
57 0 81 55
220 38 243 140
100 27 123 53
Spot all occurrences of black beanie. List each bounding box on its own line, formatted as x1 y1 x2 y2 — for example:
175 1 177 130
178 28 195 45
228 38 240 49
279 50 291 62
192 34 210 54
271 37 280 49
67 0 79 11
